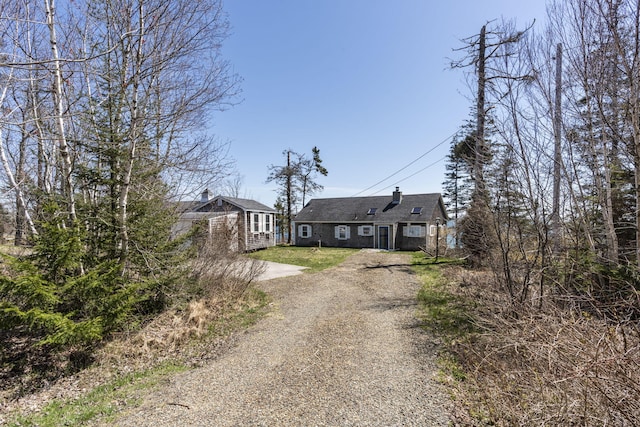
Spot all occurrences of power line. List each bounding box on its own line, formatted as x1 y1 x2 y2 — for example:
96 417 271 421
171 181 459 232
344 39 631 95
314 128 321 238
351 132 456 197
368 155 447 196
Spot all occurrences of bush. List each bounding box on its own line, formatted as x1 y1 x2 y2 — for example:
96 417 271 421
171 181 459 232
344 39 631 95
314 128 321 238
440 266 640 426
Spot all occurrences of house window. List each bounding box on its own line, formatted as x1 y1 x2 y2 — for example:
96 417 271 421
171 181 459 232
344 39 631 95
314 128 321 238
253 213 261 233
358 225 373 236
405 225 426 238
335 225 350 240
367 208 377 215
298 224 312 238
265 214 271 232
411 207 422 214
429 225 437 236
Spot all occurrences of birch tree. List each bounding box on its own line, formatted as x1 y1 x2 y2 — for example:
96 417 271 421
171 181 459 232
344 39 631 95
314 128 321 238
0 0 240 345
67 0 240 272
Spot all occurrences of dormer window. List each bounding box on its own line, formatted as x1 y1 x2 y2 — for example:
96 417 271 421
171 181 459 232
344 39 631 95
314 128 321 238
411 207 422 214
367 208 377 215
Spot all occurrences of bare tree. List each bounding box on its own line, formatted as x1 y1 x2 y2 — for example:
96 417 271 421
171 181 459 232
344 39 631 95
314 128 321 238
597 0 640 265
451 1 640 315
0 0 239 271
44 0 78 225
452 21 532 267
221 174 247 199
66 0 240 270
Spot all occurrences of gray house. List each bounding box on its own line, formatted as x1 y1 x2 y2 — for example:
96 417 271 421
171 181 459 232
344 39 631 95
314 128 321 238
292 187 447 251
174 190 276 252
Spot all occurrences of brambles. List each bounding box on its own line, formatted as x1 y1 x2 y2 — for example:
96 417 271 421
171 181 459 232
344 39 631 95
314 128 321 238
438 265 640 426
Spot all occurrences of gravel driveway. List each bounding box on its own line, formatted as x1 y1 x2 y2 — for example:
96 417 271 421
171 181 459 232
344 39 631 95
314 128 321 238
111 250 451 426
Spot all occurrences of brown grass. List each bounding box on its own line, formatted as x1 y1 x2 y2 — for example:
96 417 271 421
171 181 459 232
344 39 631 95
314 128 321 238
0 232 268 420
188 224 266 300
441 266 640 426
1 289 269 421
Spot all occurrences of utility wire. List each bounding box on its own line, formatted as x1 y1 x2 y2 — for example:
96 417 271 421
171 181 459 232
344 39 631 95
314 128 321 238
368 155 447 196
351 132 456 197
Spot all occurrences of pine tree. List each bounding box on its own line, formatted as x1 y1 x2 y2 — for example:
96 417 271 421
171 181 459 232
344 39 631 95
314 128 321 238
267 147 328 244
442 129 474 248
0 203 142 346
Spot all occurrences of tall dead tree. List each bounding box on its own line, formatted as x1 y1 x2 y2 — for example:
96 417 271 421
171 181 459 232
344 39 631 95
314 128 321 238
267 149 298 245
286 150 293 244
475 25 488 196
452 23 531 266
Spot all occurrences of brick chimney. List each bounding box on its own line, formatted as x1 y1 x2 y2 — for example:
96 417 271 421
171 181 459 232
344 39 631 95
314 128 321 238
392 186 402 204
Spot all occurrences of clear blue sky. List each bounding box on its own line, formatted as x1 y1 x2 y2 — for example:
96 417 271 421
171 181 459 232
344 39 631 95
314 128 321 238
211 1 548 207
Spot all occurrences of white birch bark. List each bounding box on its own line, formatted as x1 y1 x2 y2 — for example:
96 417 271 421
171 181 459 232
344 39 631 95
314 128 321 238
0 81 38 236
117 1 145 264
44 0 77 223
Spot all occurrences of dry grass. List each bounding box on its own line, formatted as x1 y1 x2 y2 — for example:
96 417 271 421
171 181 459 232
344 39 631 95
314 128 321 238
0 233 269 422
1 288 270 423
187 225 266 300
441 266 640 426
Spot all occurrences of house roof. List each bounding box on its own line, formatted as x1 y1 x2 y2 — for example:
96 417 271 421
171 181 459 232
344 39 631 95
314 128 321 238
294 191 447 224
178 194 276 214
212 196 276 213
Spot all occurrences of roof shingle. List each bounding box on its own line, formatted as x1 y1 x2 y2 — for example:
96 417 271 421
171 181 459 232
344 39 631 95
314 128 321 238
294 193 445 223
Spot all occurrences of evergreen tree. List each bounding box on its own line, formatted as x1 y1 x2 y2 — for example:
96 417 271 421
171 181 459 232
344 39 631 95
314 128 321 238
299 146 329 207
442 129 474 248
0 203 142 346
267 147 328 244
274 197 286 243
0 0 239 349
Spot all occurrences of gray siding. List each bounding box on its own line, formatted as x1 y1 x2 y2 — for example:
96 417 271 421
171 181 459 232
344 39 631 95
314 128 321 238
396 222 433 251
292 190 447 251
295 221 436 251
243 212 276 251
187 198 276 252
295 223 374 248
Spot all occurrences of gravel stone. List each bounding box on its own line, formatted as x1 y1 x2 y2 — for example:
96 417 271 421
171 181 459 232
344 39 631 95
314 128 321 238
110 250 451 426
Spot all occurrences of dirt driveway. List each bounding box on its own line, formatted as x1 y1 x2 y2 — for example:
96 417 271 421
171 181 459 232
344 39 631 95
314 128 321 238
111 250 451 426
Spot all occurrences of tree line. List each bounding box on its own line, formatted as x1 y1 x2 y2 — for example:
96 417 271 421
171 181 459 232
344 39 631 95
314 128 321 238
444 0 640 320
0 0 239 346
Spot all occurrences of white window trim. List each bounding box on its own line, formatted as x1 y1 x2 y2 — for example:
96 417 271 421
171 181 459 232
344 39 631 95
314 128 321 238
264 214 271 233
298 224 312 239
358 225 374 236
405 224 426 238
335 225 350 240
252 213 262 233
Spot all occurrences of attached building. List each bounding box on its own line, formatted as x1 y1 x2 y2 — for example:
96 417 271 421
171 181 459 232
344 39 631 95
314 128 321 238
292 187 447 251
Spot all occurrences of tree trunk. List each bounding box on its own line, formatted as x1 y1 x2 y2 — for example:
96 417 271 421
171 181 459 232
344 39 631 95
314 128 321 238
117 0 145 267
0 85 37 240
286 150 292 244
552 43 562 255
44 0 77 224
475 25 487 196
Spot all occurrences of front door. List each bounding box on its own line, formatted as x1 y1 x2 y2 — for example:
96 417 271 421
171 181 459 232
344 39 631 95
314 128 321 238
378 226 389 250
